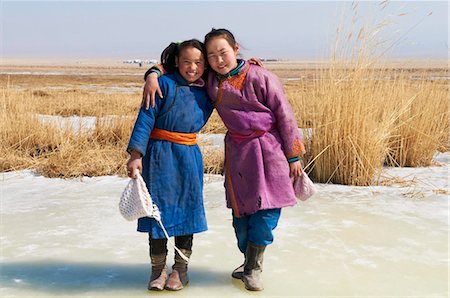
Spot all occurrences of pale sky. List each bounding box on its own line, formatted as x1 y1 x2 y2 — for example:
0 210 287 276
1 1 448 61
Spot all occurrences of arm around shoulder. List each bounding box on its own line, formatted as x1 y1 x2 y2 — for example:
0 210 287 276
142 65 167 109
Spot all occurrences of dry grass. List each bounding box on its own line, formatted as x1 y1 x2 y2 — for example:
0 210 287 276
433 189 449 195
201 111 226 134
386 79 449 166
287 69 448 185
379 175 417 187
0 86 137 177
201 147 224 175
1 61 448 182
30 89 139 117
301 69 393 185
0 81 227 178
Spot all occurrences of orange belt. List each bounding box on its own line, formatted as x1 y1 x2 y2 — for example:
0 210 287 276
150 128 197 145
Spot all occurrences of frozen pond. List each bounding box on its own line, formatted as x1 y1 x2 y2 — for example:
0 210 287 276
0 153 449 297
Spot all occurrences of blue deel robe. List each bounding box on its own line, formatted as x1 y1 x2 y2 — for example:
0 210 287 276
127 72 213 239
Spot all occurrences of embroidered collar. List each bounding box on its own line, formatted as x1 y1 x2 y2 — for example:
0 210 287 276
218 59 245 80
173 71 205 87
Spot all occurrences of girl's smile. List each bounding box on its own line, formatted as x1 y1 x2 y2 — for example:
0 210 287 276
206 37 239 75
177 47 205 83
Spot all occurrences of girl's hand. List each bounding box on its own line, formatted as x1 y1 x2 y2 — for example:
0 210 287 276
248 57 264 67
127 151 143 178
142 72 162 110
289 160 303 178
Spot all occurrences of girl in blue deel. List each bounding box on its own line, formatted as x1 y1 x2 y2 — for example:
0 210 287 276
126 39 213 291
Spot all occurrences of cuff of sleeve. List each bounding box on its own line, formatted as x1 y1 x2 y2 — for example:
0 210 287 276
151 68 162 77
287 156 300 163
126 147 144 157
144 65 163 81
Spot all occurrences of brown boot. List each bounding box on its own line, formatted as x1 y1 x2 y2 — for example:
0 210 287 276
148 253 168 291
165 249 192 291
242 242 265 291
231 263 244 279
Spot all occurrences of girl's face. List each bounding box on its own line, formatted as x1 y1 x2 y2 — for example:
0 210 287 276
176 47 205 83
206 37 239 75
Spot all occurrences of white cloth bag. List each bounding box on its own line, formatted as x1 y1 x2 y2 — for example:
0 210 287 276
292 169 317 201
119 171 160 221
119 171 188 261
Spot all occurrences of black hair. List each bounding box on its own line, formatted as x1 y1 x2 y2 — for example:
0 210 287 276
160 39 207 73
204 28 237 49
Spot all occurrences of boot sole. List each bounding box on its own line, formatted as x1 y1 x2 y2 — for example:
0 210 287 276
148 286 164 291
245 286 264 291
164 282 188 291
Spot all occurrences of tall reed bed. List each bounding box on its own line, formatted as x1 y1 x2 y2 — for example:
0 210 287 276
285 1 449 185
288 68 394 185
386 79 449 166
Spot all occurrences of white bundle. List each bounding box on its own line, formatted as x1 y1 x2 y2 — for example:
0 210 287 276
119 171 160 221
292 169 317 201
119 171 188 261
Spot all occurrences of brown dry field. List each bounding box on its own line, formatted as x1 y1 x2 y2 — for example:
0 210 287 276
1 60 447 95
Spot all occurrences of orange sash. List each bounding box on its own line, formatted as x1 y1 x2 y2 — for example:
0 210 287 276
150 128 197 145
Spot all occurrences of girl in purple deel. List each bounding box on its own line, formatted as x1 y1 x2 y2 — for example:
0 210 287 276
144 28 305 291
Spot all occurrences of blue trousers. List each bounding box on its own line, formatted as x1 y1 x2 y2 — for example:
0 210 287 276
232 208 281 254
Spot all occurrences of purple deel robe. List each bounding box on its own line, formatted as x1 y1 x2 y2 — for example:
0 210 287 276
206 61 305 217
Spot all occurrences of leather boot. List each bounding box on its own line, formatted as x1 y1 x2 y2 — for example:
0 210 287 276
242 242 265 291
165 249 192 291
148 253 168 291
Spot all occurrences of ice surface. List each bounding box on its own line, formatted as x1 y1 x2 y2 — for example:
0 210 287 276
1 153 448 297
